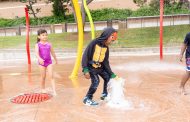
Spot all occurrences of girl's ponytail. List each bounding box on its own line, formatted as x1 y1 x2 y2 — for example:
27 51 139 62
37 37 40 43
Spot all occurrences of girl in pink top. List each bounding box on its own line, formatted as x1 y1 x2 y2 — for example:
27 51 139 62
35 29 57 96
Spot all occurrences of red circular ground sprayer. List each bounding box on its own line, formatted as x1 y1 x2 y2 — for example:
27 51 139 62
11 93 52 104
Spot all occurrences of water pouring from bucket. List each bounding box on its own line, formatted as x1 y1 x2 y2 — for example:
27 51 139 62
106 77 133 109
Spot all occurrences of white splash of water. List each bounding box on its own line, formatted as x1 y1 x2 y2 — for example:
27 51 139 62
106 78 133 109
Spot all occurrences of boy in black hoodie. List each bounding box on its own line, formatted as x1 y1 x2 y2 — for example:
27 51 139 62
82 27 118 106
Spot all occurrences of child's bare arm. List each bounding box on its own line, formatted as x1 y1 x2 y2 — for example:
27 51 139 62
35 44 44 64
50 46 58 64
179 43 187 62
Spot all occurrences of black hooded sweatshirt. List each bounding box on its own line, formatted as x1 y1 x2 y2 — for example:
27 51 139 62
82 27 117 76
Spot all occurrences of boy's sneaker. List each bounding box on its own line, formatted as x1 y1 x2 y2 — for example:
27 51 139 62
83 97 99 106
100 93 108 100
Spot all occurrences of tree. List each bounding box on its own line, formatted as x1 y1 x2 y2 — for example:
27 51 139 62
20 0 41 18
20 0 70 18
133 0 147 7
149 0 190 10
178 0 190 9
52 0 65 17
48 0 71 18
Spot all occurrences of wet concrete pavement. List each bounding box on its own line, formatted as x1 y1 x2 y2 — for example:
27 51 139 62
1 54 190 122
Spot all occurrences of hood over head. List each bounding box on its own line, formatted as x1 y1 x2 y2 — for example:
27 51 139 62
96 27 117 43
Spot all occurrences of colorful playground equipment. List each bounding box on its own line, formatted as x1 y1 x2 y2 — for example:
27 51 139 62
160 0 164 60
25 6 31 73
69 0 95 80
69 0 84 80
24 0 164 79
83 0 95 40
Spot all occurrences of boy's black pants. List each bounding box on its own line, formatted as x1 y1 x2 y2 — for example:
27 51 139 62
85 68 110 99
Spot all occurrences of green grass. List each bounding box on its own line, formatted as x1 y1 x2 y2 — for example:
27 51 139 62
112 24 190 48
0 24 190 49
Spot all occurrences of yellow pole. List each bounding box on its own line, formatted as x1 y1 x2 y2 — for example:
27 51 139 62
83 0 95 39
69 0 84 80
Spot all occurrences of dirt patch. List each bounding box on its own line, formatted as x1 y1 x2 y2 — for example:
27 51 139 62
0 0 138 19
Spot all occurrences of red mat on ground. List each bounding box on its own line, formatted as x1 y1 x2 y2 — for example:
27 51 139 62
11 93 52 104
